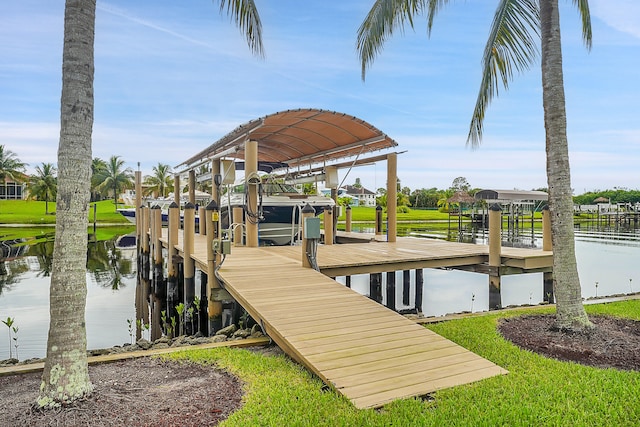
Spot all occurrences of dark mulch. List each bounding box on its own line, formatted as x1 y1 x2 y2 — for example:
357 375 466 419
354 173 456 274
498 314 640 371
0 357 244 427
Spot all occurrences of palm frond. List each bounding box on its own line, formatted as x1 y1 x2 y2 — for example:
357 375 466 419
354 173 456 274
468 0 540 147
216 0 265 58
572 0 592 50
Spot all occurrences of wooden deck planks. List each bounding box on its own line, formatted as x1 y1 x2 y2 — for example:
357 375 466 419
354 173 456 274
157 230 522 408
212 245 507 409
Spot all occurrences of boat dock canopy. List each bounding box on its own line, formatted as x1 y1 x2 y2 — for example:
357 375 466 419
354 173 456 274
176 109 398 171
474 189 548 202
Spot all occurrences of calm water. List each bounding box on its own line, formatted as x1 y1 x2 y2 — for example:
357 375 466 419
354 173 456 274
1 227 639 360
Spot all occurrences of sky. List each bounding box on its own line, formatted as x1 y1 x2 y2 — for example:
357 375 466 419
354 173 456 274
1 0 639 194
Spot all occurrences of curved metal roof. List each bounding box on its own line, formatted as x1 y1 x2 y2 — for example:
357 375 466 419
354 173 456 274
177 109 398 170
474 189 548 201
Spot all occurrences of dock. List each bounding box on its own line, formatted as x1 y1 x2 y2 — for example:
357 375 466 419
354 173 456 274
155 228 554 408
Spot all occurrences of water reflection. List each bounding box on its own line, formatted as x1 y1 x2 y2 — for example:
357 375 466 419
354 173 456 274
0 231 137 360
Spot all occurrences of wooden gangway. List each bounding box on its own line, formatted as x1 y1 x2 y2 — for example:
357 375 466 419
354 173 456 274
159 231 529 408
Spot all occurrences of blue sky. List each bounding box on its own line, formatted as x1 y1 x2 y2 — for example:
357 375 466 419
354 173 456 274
1 0 638 193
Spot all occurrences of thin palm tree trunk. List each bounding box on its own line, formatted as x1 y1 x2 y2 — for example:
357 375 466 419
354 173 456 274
540 0 591 329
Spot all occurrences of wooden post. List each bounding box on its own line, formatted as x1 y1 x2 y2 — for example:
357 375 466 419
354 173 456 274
402 270 410 305
345 205 352 233
488 203 502 309
183 202 196 334
173 174 181 206
167 202 180 311
245 140 259 247
387 152 397 242
415 268 423 313
301 203 315 268
233 206 244 245
211 159 220 207
369 273 382 303
151 205 163 284
140 205 150 256
188 169 196 205
542 204 552 251
135 170 142 247
206 200 222 334
543 271 555 303
375 205 383 235
198 205 206 236
386 271 396 311
323 206 333 245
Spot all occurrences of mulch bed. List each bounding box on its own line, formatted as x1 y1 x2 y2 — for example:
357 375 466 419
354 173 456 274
498 314 640 371
0 357 244 427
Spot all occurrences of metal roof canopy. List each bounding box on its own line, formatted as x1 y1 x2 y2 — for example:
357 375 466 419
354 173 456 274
176 109 398 172
474 189 548 203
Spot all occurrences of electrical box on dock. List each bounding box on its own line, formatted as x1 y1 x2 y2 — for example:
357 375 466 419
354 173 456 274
304 217 321 239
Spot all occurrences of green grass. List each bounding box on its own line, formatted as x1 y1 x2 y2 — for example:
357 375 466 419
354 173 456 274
0 200 130 225
163 300 640 426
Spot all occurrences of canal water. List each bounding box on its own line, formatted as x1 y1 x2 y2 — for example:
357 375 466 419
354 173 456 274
1 227 639 360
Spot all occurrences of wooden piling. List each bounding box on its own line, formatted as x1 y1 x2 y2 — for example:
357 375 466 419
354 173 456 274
233 206 244 246
167 202 180 313
323 206 334 245
385 271 396 311
375 205 383 235
415 268 423 313
206 200 223 334
488 204 502 309
387 152 397 242
151 205 163 284
542 205 552 251
245 140 259 247
198 205 206 236
301 204 315 268
369 273 382 303
183 202 196 334
402 270 410 305
188 169 196 205
135 170 142 246
173 174 180 206
345 205 352 233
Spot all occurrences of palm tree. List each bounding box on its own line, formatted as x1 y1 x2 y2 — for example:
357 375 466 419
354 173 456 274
39 0 95 408
90 157 107 201
38 0 264 408
357 0 592 329
0 145 27 184
143 163 174 198
95 156 134 210
27 163 57 215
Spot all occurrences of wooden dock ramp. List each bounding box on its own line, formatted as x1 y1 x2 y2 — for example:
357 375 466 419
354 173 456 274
216 246 508 409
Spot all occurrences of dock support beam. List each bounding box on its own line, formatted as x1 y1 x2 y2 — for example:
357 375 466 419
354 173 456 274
324 206 334 245
183 202 196 334
345 205 352 233
387 152 397 242
173 174 181 206
402 270 410 306
233 206 244 246
167 202 180 327
386 271 396 310
135 170 142 248
206 200 223 334
188 169 196 205
415 268 423 313
245 140 259 247
375 205 383 235
301 204 315 268
151 205 163 286
488 204 502 310
369 273 382 303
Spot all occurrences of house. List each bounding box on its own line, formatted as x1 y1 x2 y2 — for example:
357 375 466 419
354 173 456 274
341 185 377 207
0 179 26 200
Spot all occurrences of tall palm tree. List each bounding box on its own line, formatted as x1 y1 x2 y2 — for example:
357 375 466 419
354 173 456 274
39 0 264 408
95 156 134 210
143 163 174 198
38 0 95 408
0 145 27 184
357 0 592 330
90 157 108 201
28 163 58 215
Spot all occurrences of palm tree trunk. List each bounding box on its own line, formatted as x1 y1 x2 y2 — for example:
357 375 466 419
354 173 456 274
540 0 591 330
38 0 95 408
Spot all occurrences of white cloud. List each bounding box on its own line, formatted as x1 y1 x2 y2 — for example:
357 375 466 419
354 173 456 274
590 0 640 39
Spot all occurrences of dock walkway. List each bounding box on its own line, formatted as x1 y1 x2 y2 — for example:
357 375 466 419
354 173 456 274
157 231 540 408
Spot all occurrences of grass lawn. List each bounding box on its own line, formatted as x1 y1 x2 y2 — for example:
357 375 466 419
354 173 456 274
164 300 640 426
0 200 130 225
